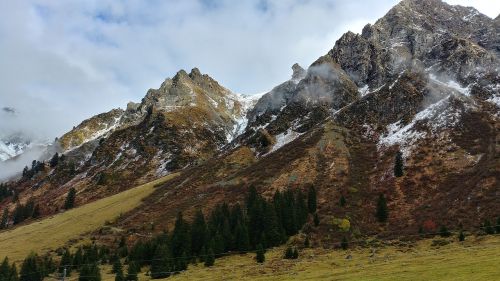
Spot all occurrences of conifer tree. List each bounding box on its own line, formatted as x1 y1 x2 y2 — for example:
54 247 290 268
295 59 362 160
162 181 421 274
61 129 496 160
376 194 388 223
112 258 122 274
304 236 310 248
284 246 293 259
125 262 138 281
0 257 10 280
50 153 59 168
9 264 18 281
263 202 282 247
151 244 172 279
255 244 265 263
190 209 207 256
496 217 500 234
171 212 191 258
292 248 299 259
204 248 215 267
64 188 76 210
20 253 42 281
394 151 404 177
114 266 124 281
339 195 346 207
307 186 317 214
439 225 451 237
458 230 465 242
59 249 72 276
234 222 250 252
313 213 320 227
483 219 494 234
341 236 348 250
0 209 8 229
79 263 101 281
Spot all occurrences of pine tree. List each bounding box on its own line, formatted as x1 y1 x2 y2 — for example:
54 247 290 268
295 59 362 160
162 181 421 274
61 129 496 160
171 212 191 258
484 220 495 234
496 217 500 234
190 209 207 256
112 258 122 274
50 153 59 168
394 151 404 177
284 246 293 259
125 262 138 281
204 248 215 267
307 186 317 214
0 257 10 280
114 266 125 281
59 249 72 276
263 202 282 247
9 264 18 281
234 222 250 252
255 244 265 263
341 236 348 250
313 213 320 227
376 194 388 223
339 195 346 207
20 253 42 281
0 209 8 229
304 236 310 248
79 263 101 281
458 230 465 242
292 248 299 259
439 225 451 237
151 244 172 279
64 188 76 209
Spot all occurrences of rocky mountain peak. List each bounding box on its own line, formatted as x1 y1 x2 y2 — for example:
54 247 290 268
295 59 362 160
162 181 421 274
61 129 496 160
291 63 306 81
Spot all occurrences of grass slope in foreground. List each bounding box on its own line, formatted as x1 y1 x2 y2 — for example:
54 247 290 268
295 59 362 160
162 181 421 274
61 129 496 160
0 173 178 262
101 235 499 281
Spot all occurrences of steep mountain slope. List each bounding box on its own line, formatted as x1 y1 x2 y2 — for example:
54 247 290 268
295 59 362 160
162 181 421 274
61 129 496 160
1 0 498 254
0 68 252 217
109 0 499 243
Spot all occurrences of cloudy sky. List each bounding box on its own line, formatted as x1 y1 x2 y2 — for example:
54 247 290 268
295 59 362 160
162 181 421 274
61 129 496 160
0 0 498 140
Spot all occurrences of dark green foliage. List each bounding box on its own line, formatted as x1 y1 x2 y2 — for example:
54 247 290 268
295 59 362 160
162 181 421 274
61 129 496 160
496 217 500 233
0 183 13 202
458 230 465 242
0 257 18 281
115 266 125 281
64 188 76 210
22 160 45 179
484 220 495 235
12 199 38 225
313 213 320 227
439 225 451 237
151 244 172 279
112 258 122 274
255 244 265 263
126 262 138 281
341 236 348 250
394 150 404 177
20 253 43 281
284 246 299 259
49 153 59 168
59 248 72 276
304 236 310 248
376 194 388 223
171 212 191 259
78 263 101 281
339 195 346 207
204 248 215 267
307 186 317 214
190 209 207 256
1 209 9 229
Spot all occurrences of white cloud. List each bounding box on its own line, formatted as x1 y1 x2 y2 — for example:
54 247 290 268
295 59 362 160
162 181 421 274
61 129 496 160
0 0 497 142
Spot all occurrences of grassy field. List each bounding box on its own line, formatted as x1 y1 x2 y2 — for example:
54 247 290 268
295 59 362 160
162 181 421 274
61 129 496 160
100 235 500 281
0 173 178 262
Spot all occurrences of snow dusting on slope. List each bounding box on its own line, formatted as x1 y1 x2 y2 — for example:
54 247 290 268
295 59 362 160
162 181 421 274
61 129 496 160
378 96 466 157
267 129 303 155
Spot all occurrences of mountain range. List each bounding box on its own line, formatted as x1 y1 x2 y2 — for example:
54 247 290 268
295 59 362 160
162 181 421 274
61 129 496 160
1 0 498 248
